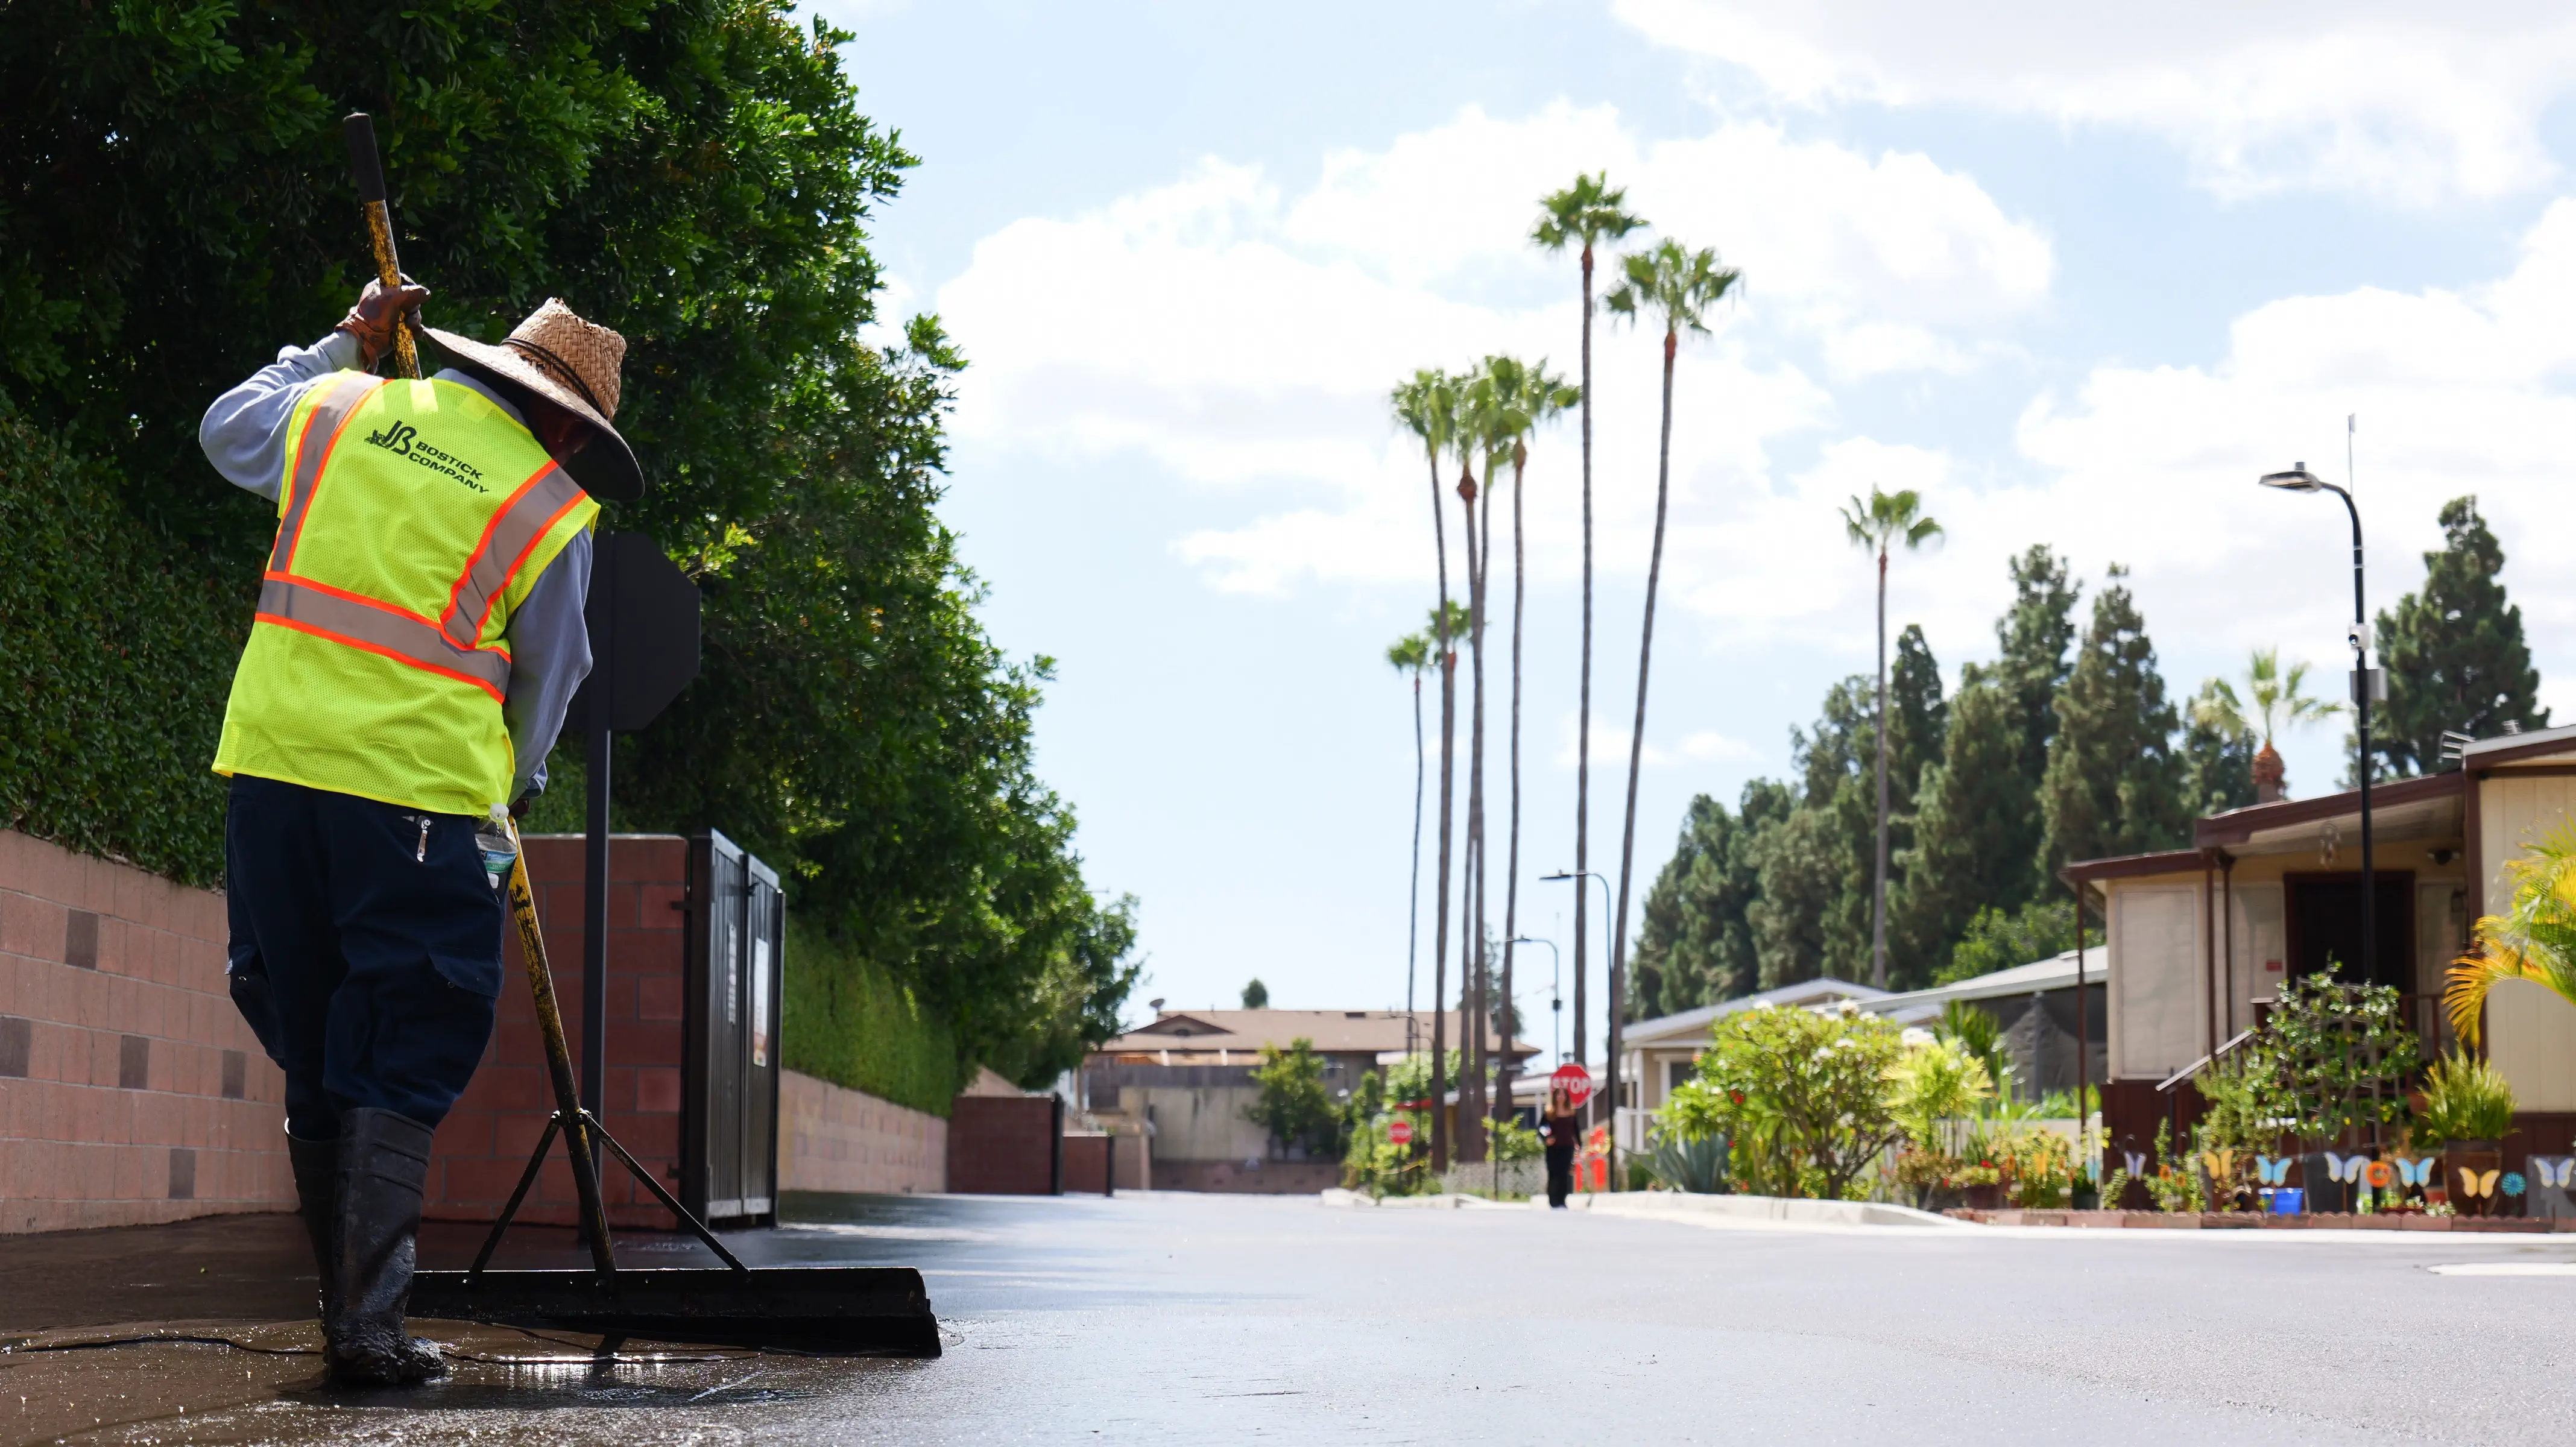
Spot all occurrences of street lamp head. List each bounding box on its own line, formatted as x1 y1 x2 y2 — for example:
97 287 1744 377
2260 462 2323 493
1540 871 1574 881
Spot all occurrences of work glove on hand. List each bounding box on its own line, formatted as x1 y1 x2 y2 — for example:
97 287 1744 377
335 276 430 368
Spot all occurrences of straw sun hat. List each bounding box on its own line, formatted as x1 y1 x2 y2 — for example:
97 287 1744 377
425 298 643 503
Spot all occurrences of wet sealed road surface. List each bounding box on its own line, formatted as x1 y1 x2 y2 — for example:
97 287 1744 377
7 1191 2576 1443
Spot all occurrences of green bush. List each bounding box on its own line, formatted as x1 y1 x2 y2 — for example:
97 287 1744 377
0 414 246 885
780 917 962 1118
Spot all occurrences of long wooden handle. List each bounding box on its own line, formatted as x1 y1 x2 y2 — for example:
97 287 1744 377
501 819 617 1275
344 113 420 380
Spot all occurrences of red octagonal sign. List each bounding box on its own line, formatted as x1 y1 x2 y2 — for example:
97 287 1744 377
1550 1063 1596 1106
1387 1118 1414 1146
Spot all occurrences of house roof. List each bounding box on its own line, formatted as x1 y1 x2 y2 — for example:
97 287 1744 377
2462 722 2576 767
1620 978 1887 1048
1097 1009 1538 1061
1857 950 2097 1023
2191 769 2466 852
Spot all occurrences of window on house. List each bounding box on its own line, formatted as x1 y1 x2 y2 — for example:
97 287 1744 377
1667 1059 1694 1095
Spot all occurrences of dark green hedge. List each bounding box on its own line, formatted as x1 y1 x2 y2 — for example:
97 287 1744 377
0 415 247 886
781 917 962 1118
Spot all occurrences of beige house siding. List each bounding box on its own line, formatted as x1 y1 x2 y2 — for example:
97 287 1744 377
2108 880 2203 1081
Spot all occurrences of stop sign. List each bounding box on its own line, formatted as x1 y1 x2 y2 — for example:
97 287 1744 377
1551 1063 1595 1106
1387 1118 1414 1146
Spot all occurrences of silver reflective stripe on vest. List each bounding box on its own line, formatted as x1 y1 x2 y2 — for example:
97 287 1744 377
440 461 588 649
268 374 386 575
256 576 511 700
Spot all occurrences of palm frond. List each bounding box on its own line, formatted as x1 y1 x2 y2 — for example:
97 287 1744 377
2450 822 2576 1042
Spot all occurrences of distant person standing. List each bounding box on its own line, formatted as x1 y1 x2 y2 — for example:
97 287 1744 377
1541 1085 1583 1208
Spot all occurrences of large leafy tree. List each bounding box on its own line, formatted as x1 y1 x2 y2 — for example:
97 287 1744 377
1532 174 1646 1073
2040 566 2189 875
2375 496 2548 775
1839 489 1943 988
0 0 1135 1083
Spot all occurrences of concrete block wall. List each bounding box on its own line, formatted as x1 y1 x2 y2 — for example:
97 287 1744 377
947 1095 1061 1195
0 830 293 1234
779 1069 945 1195
425 834 688 1229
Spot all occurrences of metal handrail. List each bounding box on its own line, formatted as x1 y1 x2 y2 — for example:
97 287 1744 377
2155 1028 2256 1093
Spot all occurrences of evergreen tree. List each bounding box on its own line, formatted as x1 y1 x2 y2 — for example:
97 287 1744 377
2373 496 2548 775
1893 678 2039 985
2039 566 2188 877
1627 782 1788 1017
1997 546 2083 803
1889 624 1948 806
2180 679 2259 818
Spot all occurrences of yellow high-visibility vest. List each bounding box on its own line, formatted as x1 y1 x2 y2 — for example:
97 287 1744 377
213 372 599 815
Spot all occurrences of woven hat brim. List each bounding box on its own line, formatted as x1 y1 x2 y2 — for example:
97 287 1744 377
423 325 643 503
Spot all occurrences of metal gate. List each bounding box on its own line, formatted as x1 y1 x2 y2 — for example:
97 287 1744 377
684 829 783 1225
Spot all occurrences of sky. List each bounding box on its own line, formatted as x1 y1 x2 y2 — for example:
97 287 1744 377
819 0 2576 1067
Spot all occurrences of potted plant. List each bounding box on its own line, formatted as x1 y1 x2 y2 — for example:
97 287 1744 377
1957 1160 2005 1211
2417 1048 2516 1217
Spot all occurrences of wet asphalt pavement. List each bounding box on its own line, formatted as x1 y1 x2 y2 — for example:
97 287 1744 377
5 1190 2575 1443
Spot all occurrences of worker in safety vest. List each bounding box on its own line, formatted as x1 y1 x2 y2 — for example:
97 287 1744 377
200 280 642 1384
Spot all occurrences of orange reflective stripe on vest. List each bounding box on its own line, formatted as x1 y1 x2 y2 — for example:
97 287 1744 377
255 574 512 700
438 462 590 651
270 373 383 575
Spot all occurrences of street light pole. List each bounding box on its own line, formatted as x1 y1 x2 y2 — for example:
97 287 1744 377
1511 935 1562 1064
1541 871 1612 1068
2260 460 2373 986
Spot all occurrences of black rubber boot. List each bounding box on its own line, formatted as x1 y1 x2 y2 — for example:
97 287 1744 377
285 1133 341 1329
324 1108 447 1385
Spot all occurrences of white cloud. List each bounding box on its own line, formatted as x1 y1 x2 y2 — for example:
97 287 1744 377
1616 0 2576 204
937 101 2048 596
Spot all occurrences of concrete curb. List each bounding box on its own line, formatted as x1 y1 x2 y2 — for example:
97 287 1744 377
1542 1191 1977 1228
1319 1188 1517 1210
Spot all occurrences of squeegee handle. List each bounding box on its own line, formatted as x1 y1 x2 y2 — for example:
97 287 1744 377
502 821 618 1274
343 113 420 380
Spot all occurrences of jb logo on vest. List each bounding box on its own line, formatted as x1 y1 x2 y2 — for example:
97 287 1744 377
366 420 418 456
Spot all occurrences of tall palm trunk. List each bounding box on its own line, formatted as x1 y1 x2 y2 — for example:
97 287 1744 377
1425 444 1455 1173
1406 667 1424 1053
1501 441 1529 1141
1611 325 1680 1190
1573 244 1596 1073
1870 545 1890 989
1457 458 1490 1164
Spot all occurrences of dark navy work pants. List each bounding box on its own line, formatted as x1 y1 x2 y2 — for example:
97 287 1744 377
224 775 503 1140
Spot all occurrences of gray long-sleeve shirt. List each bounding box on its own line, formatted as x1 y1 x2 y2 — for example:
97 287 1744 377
200 330 592 799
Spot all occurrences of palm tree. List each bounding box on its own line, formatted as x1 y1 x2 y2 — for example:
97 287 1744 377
1453 359 1504 1162
1533 174 1646 1075
1391 371 1462 1170
1604 239 1740 1176
1839 487 1943 990
1472 356 1579 1142
2447 822 2576 1044
1387 631 1435 1055
2193 647 2344 801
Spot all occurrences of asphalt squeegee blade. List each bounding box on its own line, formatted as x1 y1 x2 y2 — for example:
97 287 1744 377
428 820 939 1358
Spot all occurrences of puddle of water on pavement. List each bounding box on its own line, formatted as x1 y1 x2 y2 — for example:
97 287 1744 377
3 1320 920 1446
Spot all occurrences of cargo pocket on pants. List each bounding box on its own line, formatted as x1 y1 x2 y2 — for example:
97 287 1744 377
227 950 286 1065
428 948 503 1000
